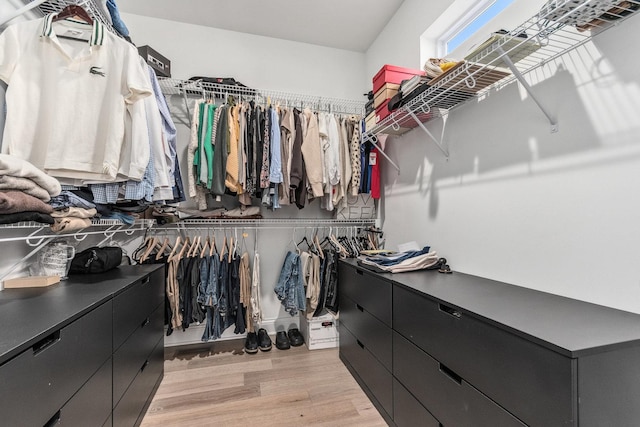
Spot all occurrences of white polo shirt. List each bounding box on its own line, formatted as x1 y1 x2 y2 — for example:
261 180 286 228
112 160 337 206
0 14 152 182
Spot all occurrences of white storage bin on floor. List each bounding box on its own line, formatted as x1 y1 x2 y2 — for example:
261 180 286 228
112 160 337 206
299 311 339 350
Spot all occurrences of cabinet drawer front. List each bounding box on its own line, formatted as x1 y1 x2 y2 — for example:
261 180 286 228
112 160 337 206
394 332 526 427
394 286 575 426
340 293 392 369
114 303 164 405
393 378 441 427
58 357 113 426
339 322 392 417
114 336 165 427
113 268 164 351
0 300 112 427
339 263 391 326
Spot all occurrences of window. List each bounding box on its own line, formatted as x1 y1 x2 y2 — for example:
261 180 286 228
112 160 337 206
438 0 515 56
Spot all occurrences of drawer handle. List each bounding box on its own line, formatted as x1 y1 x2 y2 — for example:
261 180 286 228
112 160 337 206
141 359 150 372
33 330 61 356
439 303 462 319
439 363 462 385
44 410 61 427
356 303 364 312
141 276 150 285
141 317 150 328
356 269 364 276
356 339 365 349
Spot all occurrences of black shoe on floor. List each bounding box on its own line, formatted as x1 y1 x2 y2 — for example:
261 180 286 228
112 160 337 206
276 331 291 350
244 332 258 354
288 328 304 347
257 328 272 351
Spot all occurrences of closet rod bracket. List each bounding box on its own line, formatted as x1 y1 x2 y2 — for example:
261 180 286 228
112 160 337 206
408 111 449 158
362 133 400 173
497 47 558 133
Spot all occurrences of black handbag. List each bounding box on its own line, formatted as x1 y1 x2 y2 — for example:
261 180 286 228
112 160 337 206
69 246 122 274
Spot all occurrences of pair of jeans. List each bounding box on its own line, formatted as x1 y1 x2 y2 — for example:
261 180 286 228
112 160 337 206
49 190 96 210
275 251 306 316
365 246 432 266
201 254 223 341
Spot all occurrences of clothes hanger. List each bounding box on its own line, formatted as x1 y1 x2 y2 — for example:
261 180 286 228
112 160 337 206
175 237 190 261
187 236 201 258
52 5 93 42
200 236 210 258
313 233 325 260
220 235 227 259
140 237 159 263
228 237 234 263
167 236 182 261
155 237 171 261
132 235 152 262
53 5 93 24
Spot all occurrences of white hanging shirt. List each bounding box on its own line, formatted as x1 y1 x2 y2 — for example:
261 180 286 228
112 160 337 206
0 14 152 182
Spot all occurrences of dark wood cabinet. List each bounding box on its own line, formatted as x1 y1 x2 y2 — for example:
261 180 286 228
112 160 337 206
0 265 164 427
339 259 640 427
338 263 394 423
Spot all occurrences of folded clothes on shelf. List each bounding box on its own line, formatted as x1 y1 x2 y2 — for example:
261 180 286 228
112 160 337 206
357 246 441 273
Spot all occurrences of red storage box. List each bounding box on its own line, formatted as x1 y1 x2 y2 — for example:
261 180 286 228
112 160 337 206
375 98 392 123
373 64 425 94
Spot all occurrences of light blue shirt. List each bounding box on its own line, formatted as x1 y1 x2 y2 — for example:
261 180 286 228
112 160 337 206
269 108 283 184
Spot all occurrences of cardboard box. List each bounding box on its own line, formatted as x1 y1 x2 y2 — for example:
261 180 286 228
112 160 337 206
372 64 425 94
365 111 376 132
373 83 400 109
138 45 171 78
299 311 339 350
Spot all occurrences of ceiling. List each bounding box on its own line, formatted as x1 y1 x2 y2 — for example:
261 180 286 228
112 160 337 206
116 0 405 52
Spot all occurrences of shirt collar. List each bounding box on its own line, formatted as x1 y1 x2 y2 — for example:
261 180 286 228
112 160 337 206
41 12 106 46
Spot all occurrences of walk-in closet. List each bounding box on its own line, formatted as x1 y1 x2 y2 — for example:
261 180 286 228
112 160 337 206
3 0 640 426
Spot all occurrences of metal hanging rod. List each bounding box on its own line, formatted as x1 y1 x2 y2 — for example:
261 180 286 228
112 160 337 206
153 218 376 230
157 77 366 116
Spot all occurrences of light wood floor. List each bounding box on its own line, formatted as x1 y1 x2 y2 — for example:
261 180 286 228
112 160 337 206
140 339 388 427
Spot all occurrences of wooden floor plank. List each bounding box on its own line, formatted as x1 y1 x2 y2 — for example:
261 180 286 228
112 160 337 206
140 340 387 426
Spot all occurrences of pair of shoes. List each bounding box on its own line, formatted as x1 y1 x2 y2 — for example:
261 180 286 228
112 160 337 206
244 332 258 354
258 328 272 351
288 328 304 347
276 331 290 350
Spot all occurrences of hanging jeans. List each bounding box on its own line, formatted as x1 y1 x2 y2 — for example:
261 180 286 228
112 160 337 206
201 254 223 342
275 251 306 316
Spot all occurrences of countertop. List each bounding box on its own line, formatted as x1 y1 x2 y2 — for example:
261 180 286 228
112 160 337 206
342 259 640 357
0 264 162 365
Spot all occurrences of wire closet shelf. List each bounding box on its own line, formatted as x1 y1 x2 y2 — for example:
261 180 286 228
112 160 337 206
157 77 366 116
367 0 640 137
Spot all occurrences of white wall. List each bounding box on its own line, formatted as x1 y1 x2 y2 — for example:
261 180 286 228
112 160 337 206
368 1 640 313
122 13 367 99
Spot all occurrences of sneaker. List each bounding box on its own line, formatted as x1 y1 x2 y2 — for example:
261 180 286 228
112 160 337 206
244 332 258 354
276 331 291 350
257 328 272 351
288 328 304 347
